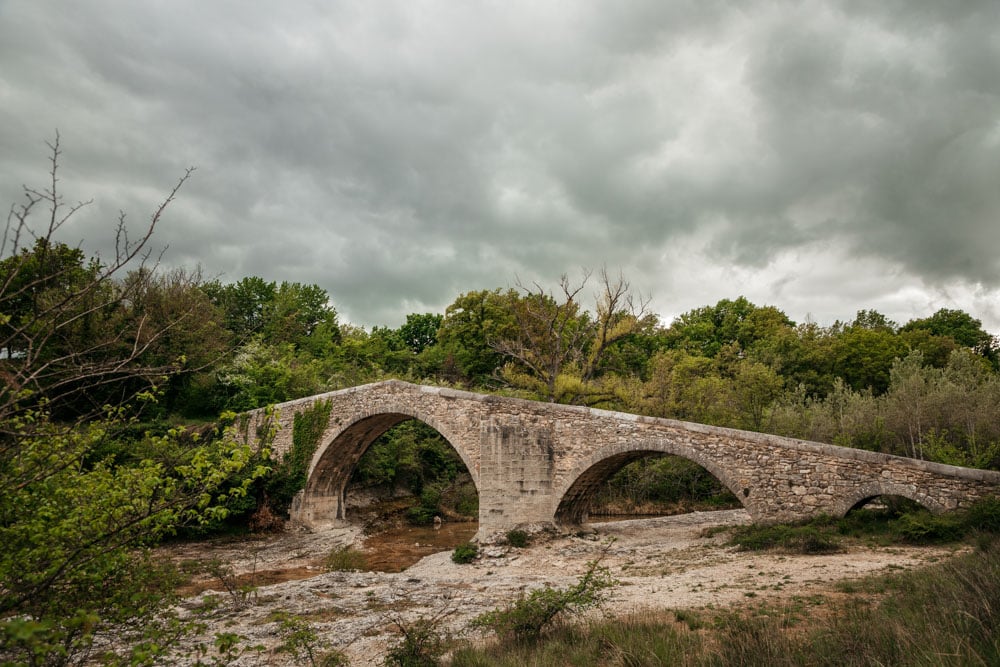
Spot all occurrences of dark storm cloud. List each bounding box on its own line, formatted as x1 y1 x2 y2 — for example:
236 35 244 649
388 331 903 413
2 1 998 329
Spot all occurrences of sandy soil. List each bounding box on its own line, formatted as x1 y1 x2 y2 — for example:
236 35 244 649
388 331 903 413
163 510 960 665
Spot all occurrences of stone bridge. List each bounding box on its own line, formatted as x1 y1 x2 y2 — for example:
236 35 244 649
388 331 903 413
242 380 1000 538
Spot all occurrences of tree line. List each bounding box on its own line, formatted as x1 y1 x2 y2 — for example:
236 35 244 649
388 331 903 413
156 275 1000 471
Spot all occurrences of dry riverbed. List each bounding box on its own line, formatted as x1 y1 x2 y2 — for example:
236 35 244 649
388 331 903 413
163 510 958 665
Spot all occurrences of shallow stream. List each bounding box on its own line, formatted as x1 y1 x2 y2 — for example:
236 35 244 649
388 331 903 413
361 521 478 572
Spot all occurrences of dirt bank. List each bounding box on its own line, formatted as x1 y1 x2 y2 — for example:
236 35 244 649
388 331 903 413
164 510 959 665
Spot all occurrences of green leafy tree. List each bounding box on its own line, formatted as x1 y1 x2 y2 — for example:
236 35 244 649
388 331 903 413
214 339 325 412
492 269 651 403
0 409 265 665
203 277 340 353
398 313 443 354
437 288 519 385
831 325 908 394
728 359 785 431
902 308 998 366
0 137 265 665
202 275 276 339
663 297 794 359
265 281 340 353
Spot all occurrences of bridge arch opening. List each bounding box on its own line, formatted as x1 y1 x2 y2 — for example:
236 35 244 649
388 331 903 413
555 450 742 526
301 413 479 570
846 494 935 517
835 482 947 519
346 419 478 526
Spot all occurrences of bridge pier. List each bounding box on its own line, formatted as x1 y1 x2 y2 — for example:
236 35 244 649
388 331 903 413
289 489 347 530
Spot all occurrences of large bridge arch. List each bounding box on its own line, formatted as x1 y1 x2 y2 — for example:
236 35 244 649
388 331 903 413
293 401 480 528
554 439 756 526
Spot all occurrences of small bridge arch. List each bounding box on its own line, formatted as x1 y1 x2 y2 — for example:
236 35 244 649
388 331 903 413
831 481 952 517
241 381 1000 538
554 441 752 525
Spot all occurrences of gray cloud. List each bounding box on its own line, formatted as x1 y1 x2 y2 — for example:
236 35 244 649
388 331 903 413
2 1 998 331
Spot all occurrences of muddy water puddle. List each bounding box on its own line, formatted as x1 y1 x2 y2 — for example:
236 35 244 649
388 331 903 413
362 521 478 572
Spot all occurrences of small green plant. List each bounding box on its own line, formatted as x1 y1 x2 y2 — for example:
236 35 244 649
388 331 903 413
674 609 704 630
325 546 369 572
452 542 478 564
472 546 617 641
187 631 258 667
383 607 453 667
505 529 529 548
205 556 258 609
274 613 346 667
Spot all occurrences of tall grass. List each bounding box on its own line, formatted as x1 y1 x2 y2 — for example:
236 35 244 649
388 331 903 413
451 538 1000 667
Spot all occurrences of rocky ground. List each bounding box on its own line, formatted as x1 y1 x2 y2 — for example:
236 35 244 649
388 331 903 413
162 510 959 665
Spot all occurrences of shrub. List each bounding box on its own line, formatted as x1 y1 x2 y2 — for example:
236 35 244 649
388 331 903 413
964 495 1000 534
729 522 840 554
472 554 616 641
407 485 443 526
325 546 368 572
452 542 478 564
505 529 529 548
891 511 964 544
275 613 347 667
384 609 452 667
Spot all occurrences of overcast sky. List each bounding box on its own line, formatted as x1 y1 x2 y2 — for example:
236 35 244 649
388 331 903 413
2 1 999 332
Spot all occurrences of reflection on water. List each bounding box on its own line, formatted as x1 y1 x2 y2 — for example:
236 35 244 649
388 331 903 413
362 521 478 572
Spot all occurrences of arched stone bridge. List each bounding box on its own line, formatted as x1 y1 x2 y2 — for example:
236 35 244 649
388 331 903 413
242 380 1000 538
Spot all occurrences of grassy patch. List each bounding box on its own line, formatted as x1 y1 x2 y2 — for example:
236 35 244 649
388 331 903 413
728 522 841 554
454 539 1000 666
324 546 368 572
728 498 1000 554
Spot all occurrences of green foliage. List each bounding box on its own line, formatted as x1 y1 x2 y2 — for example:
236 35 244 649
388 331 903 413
663 297 794 359
451 542 479 564
408 485 444 526
202 277 340 352
274 612 346 667
0 407 266 665
902 307 996 357
383 607 454 667
729 499 1000 555
437 288 520 385
505 529 530 548
472 552 616 641
263 398 333 515
729 522 841 554
352 420 462 494
591 455 739 515
453 542 1000 667
891 511 965 544
325 546 369 572
450 481 480 518
964 495 1000 533
398 312 444 354
213 339 327 412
